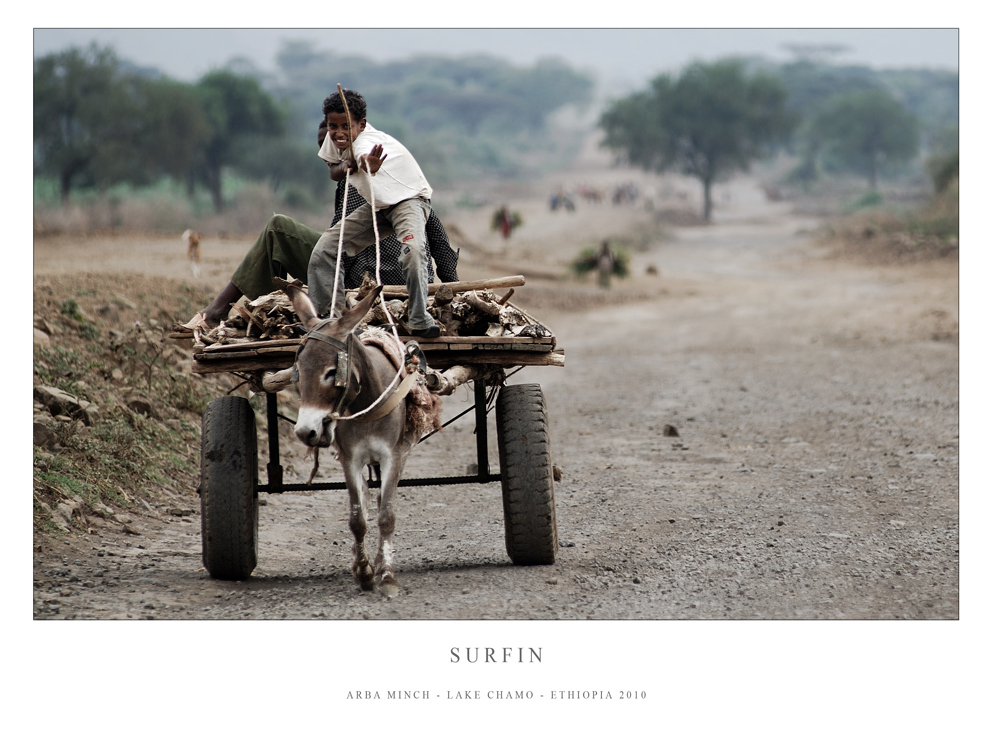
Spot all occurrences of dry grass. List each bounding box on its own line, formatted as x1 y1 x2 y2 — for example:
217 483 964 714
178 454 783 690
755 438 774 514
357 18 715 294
32 272 259 535
814 182 958 266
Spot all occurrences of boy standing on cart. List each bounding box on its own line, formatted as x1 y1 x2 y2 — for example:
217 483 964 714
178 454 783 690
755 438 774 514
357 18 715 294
310 88 441 338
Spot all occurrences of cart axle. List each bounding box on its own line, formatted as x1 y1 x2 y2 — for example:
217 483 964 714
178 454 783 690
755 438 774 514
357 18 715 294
259 472 503 494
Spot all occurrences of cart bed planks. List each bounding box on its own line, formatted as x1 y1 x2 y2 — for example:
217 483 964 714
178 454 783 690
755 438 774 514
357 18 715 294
191 335 564 372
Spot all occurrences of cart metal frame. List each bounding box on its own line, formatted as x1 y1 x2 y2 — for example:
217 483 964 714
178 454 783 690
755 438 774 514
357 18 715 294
258 378 499 494
191 333 564 493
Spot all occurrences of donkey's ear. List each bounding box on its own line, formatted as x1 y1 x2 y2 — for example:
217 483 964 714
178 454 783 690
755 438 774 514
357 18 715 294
276 277 320 330
337 284 383 334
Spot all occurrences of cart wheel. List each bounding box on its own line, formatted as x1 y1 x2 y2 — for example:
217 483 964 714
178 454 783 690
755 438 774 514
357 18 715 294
496 383 559 565
200 396 259 580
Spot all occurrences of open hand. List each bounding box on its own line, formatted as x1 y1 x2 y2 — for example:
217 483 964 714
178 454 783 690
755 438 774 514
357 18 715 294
359 144 387 175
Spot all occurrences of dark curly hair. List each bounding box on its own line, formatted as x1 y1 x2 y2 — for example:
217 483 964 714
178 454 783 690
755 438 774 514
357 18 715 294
323 89 367 121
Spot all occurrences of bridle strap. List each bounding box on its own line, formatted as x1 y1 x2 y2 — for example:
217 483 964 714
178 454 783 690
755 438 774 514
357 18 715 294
295 322 358 415
347 368 419 422
299 318 349 352
294 321 409 423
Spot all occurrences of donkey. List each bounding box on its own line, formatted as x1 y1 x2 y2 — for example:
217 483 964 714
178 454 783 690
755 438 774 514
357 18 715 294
280 278 418 597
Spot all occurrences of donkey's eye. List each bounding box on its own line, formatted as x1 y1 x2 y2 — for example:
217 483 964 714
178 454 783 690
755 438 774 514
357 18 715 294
323 368 337 383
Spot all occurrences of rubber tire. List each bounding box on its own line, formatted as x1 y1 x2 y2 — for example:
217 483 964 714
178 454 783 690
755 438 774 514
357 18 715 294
496 383 559 565
200 396 259 580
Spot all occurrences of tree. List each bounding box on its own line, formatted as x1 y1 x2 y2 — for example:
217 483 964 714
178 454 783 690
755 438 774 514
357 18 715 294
926 125 958 194
500 57 594 130
233 136 331 203
34 45 219 201
599 60 795 221
194 70 285 211
271 44 594 143
33 45 134 203
810 89 920 188
131 77 213 185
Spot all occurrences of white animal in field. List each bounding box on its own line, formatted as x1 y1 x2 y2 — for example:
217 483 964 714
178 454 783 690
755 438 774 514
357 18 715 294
182 229 202 277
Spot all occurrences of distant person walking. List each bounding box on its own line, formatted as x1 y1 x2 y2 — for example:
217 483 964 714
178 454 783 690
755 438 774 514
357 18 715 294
596 240 616 289
491 205 522 240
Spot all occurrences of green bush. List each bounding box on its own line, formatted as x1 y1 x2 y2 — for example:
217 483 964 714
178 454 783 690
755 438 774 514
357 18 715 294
570 245 631 279
847 189 884 212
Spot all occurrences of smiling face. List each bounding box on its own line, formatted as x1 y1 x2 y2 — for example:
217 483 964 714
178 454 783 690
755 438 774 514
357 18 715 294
324 111 366 151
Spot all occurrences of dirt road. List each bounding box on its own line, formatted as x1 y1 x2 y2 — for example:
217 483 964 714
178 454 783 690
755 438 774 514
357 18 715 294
32 162 958 622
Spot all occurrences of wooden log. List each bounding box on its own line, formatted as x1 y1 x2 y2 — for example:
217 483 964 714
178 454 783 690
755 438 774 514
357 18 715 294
499 300 550 331
261 367 295 393
421 350 565 370
192 354 296 374
232 302 266 338
199 338 303 354
195 345 301 360
433 284 455 306
399 336 554 346
463 291 501 318
424 364 486 396
378 275 525 298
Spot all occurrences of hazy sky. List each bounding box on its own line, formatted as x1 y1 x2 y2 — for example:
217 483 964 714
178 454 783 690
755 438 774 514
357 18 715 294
33 28 958 91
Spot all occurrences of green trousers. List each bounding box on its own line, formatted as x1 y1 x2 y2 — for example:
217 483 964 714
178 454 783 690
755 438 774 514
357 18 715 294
230 214 321 300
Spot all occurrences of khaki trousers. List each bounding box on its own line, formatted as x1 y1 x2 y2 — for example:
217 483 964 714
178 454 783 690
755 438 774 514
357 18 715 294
308 197 436 330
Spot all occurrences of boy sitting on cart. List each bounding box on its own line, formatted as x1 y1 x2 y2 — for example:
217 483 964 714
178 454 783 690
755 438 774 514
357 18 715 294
311 88 441 338
172 115 458 337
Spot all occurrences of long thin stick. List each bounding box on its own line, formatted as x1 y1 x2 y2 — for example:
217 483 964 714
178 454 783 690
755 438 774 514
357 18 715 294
337 86 400 345
377 276 526 298
336 83 356 165
330 83 355 319
334 82 402 352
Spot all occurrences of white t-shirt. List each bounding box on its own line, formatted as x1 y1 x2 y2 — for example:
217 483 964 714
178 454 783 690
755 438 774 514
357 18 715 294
318 122 432 209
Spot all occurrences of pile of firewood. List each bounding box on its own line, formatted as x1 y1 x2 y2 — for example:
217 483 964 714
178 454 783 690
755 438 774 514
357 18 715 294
363 278 552 339
194 275 552 347
189 291 299 346
232 292 299 340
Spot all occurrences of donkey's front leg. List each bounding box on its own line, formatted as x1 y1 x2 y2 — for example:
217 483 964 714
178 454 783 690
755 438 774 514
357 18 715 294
343 462 375 591
373 455 406 598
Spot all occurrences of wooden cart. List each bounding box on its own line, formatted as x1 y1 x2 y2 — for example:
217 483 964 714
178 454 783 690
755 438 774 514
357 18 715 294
190 332 565 580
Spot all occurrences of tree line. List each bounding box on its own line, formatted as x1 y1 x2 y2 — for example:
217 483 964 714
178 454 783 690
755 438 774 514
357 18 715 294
33 42 594 212
35 43 957 221
599 58 958 220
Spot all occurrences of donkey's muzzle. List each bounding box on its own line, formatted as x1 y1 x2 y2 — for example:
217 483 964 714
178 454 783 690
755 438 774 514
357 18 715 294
295 407 334 447
296 426 331 448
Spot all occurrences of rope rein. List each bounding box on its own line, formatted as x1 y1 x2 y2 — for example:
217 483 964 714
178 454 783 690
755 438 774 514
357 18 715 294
318 87 414 424
331 86 402 346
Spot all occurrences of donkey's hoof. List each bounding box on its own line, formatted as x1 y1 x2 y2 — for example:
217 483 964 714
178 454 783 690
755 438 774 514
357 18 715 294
379 577 399 598
353 562 376 591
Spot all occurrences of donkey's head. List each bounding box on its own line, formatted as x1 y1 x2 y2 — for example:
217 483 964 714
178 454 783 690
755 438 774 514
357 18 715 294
278 278 382 448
